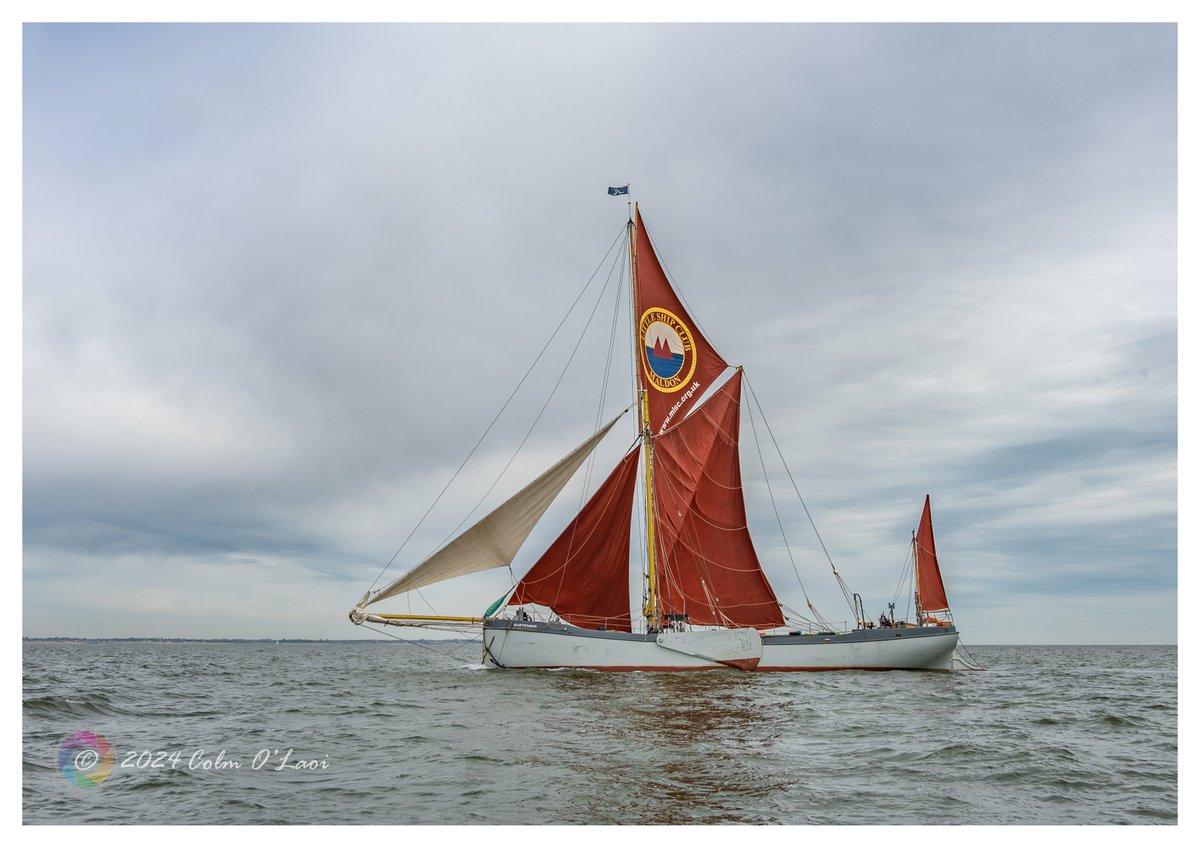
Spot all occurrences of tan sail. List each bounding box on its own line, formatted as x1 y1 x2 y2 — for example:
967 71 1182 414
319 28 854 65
365 411 626 605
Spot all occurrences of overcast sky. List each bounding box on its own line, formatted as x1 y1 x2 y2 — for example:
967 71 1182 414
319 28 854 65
22 23 1176 643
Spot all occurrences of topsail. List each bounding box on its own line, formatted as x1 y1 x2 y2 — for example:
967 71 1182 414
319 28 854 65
633 209 729 434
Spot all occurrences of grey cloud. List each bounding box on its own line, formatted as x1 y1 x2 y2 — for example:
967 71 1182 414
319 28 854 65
23 23 1176 642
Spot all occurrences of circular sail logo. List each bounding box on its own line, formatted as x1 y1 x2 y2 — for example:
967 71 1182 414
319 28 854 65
639 308 697 392
58 731 114 787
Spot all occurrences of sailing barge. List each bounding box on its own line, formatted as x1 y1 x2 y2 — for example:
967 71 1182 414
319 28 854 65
350 204 966 672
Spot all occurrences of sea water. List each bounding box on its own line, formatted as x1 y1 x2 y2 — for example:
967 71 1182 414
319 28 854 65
22 641 1176 824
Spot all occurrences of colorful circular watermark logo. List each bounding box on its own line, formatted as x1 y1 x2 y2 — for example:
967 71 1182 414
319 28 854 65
58 731 114 787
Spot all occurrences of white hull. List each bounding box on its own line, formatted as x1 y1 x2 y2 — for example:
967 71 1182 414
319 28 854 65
483 620 959 672
760 630 958 671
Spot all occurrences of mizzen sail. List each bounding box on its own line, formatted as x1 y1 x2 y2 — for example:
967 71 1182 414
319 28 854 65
366 411 626 606
915 495 950 613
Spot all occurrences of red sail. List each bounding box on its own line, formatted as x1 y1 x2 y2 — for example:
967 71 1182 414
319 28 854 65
634 209 729 435
651 371 785 629
508 449 640 631
915 495 950 613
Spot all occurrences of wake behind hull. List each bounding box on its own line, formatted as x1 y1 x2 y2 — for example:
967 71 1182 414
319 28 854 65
483 620 959 672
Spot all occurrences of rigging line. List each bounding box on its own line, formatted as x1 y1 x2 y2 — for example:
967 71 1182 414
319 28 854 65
779 604 824 630
649 445 774 626
416 588 438 618
481 637 507 669
651 439 740 627
532 448 643 606
649 379 739 531
544 245 630 614
597 244 628 427
699 579 728 626
741 406 839 631
655 574 764 616
359 623 480 664
578 241 628 508
742 373 860 620
742 373 834 568
890 540 915 609
367 224 630 594
643 224 720 356
647 472 682 621
780 593 837 633
904 561 914 622
744 392 815 605
506 433 642 615
778 601 821 627
430 247 629 555
647 383 747 620
517 452 632 599
660 476 714 624
905 512 919 620
663 508 748 533
955 639 986 670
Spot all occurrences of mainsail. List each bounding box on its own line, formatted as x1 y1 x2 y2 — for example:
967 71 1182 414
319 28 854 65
366 412 626 606
507 448 641 631
914 495 950 612
651 371 785 629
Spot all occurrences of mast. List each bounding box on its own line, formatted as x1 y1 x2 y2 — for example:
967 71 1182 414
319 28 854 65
912 529 923 622
629 203 660 631
630 206 779 631
640 387 658 629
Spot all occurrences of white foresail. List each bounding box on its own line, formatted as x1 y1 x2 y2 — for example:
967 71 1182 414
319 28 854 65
366 410 627 606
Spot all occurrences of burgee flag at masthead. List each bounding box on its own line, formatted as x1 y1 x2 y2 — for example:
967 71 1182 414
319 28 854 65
608 184 630 196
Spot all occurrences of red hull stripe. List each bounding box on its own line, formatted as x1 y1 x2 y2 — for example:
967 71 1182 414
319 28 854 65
718 657 761 671
506 665 937 673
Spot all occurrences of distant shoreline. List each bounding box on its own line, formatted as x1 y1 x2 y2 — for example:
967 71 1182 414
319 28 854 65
21 637 1176 647
21 636 475 644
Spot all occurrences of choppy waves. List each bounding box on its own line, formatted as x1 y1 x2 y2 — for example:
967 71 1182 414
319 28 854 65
23 642 1177 824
